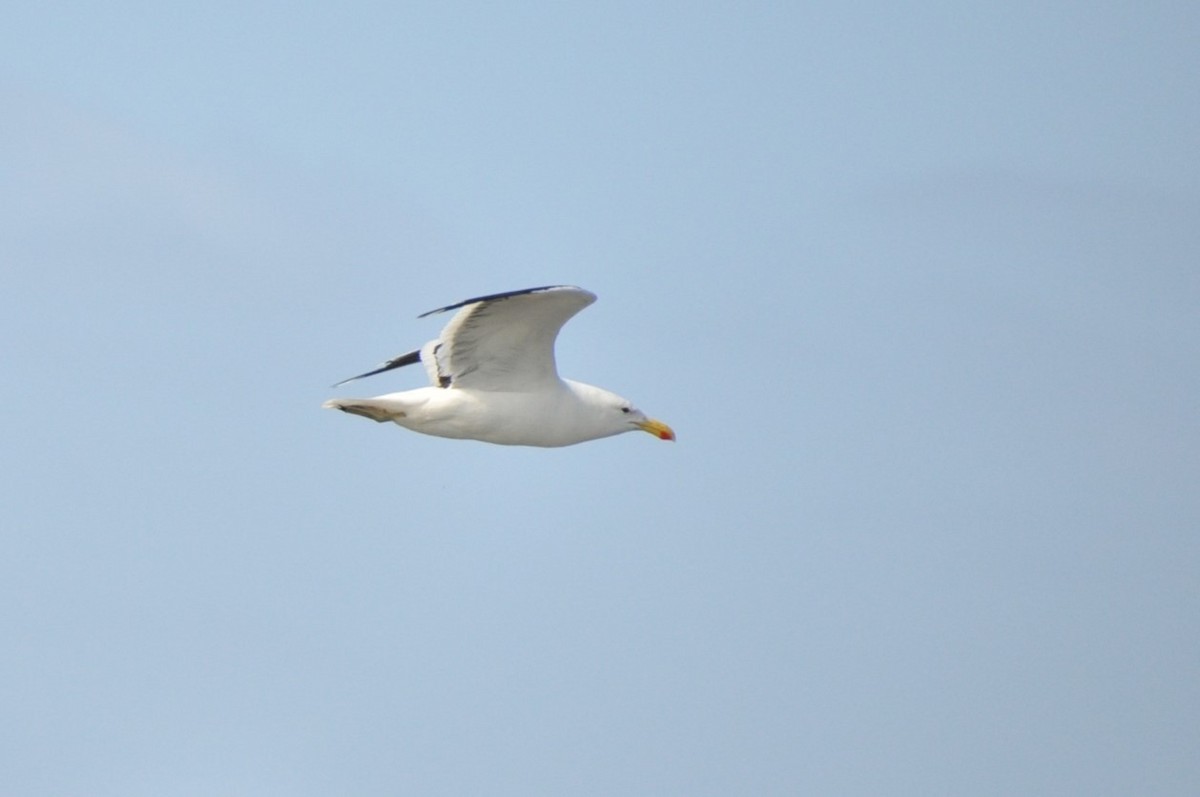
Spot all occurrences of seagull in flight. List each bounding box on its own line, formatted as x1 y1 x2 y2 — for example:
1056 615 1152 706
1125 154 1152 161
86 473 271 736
323 285 675 447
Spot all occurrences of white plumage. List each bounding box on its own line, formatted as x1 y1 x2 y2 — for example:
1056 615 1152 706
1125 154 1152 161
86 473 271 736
323 286 675 447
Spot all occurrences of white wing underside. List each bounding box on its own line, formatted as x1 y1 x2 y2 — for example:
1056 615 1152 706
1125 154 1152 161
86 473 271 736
422 286 596 392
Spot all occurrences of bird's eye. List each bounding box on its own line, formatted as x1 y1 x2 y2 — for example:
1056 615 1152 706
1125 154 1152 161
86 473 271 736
620 406 631 414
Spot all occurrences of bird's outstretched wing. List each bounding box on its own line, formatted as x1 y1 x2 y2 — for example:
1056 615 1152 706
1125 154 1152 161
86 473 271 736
422 285 596 391
331 285 597 391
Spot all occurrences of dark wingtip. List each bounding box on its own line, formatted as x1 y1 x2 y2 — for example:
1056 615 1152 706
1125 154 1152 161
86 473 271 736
416 285 573 318
330 349 421 387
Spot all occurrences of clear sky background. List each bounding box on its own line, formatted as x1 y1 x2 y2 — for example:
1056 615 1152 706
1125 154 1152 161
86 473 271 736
3 3 1198 795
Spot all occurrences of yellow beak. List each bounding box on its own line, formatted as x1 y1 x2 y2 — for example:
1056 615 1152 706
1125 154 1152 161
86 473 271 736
636 418 676 441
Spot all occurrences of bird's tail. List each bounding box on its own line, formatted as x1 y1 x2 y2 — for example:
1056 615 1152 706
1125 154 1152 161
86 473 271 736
322 398 408 423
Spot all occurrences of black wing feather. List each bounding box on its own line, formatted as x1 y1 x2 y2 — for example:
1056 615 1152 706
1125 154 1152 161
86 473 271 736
331 348 421 387
417 285 567 318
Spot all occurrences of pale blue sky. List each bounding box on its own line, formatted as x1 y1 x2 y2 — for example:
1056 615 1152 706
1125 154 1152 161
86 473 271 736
3 3 1198 795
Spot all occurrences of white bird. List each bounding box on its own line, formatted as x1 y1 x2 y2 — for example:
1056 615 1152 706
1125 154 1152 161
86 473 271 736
323 285 676 447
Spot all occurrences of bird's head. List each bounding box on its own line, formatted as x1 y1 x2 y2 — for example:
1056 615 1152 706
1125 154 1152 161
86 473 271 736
617 402 675 441
567 382 675 442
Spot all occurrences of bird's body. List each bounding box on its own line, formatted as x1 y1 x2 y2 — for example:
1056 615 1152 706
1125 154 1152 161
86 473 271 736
323 286 674 447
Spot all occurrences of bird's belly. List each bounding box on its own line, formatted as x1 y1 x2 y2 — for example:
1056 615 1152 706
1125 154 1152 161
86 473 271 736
407 389 578 447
